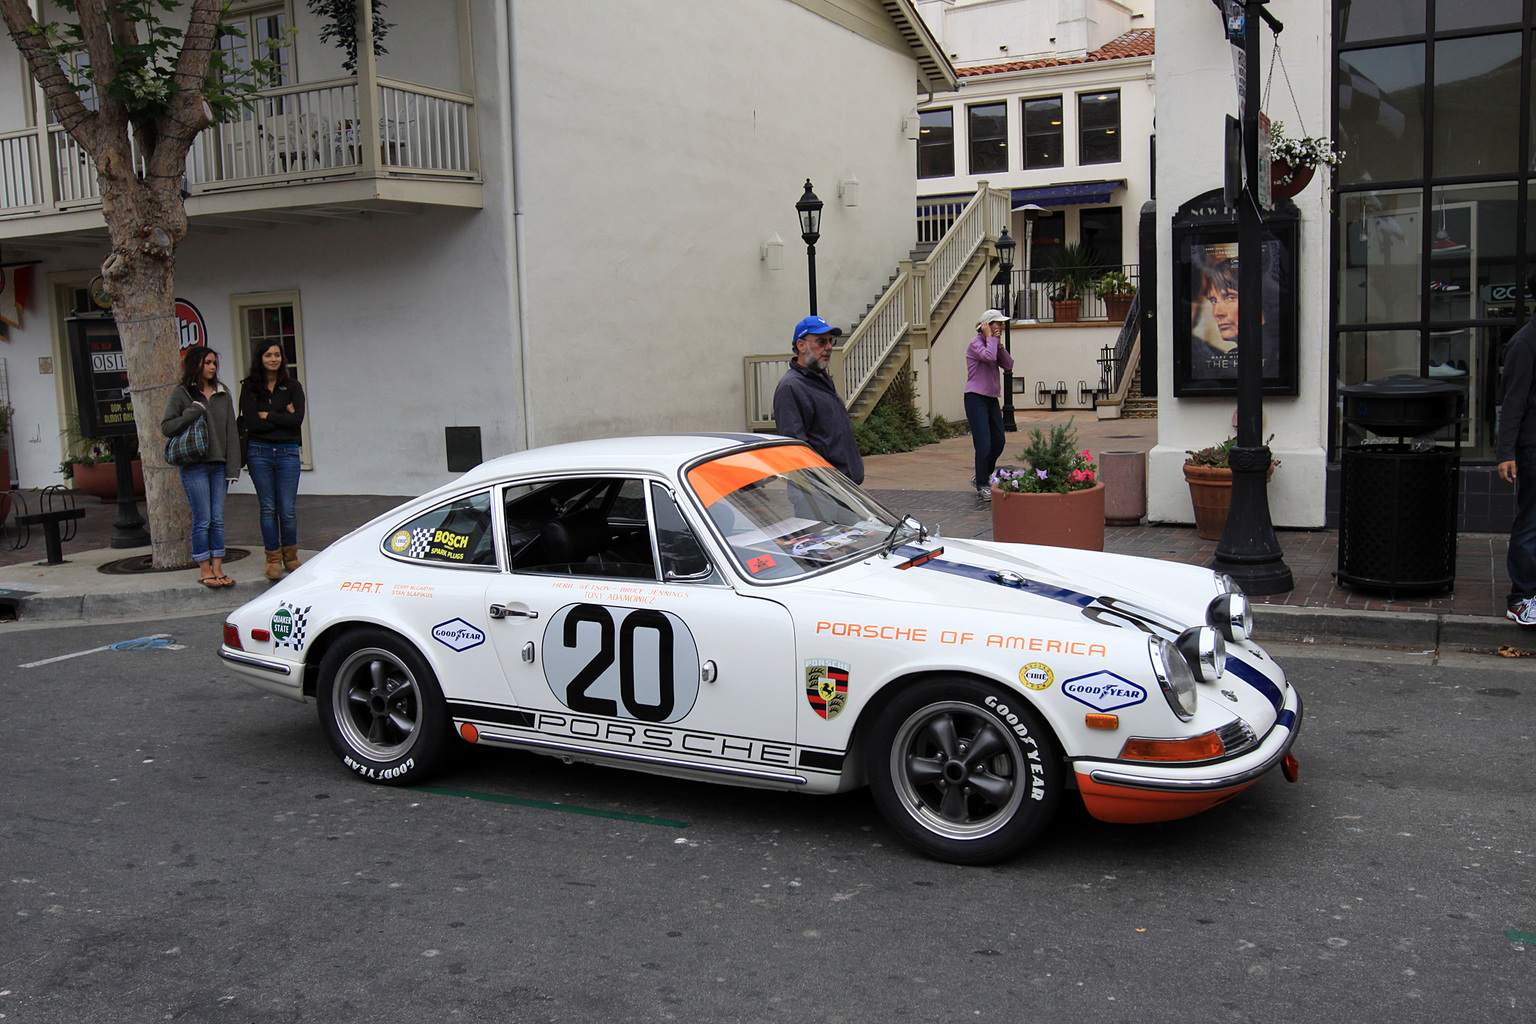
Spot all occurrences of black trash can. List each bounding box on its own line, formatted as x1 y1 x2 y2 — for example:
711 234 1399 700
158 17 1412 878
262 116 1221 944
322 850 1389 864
1336 376 1465 594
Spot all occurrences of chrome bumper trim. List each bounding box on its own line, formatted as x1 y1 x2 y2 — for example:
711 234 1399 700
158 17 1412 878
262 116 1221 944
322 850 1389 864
1088 692 1303 793
470 727 808 785
219 648 293 676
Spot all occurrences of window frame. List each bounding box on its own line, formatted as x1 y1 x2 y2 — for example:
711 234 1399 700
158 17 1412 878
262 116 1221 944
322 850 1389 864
917 107 956 179
1021 94 1065 170
381 489 502 571
1078 89 1122 165
967 101 1009 175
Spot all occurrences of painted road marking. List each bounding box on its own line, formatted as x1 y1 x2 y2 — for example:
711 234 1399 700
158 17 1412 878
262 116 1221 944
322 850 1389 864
414 786 689 828
18 633 174 669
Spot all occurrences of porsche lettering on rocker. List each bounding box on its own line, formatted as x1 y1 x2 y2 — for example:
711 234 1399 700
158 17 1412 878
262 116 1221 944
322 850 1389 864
542 603 701 723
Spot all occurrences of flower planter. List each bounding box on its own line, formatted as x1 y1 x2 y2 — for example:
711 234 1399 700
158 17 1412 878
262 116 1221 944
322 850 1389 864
71 459 145 502
1270 160 1316 202
1183 463 1274 541
990 482 1105 551
1050 299 1081 323
1104 295 1134 322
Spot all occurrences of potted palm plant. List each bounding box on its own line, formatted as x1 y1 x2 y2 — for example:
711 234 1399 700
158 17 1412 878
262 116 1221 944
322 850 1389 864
1045 242 1101 323
1096 269 1135 322
990 418 1104 550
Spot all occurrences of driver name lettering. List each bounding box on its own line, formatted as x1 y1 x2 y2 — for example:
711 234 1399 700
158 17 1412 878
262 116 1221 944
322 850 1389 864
532 712 792 767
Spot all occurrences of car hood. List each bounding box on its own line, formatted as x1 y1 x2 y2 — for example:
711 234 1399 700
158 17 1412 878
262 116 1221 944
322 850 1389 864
823 538 1222 635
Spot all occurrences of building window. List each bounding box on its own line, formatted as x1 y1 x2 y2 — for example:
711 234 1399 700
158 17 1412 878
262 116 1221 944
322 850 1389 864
219 4 295 90
1022 96 1063 169
1079 207 1123 268
968 102 1008 174
918 108 955 178
1079 91 1121 165
231 291 311 468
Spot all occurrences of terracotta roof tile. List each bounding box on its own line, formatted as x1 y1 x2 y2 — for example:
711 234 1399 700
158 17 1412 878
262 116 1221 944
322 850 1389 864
957 28 1154 78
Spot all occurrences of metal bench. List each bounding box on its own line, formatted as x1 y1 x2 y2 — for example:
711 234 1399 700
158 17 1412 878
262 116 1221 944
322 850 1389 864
16 507 86 565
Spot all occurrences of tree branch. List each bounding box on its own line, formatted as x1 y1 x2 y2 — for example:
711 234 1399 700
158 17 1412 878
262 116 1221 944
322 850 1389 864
0 0 100 146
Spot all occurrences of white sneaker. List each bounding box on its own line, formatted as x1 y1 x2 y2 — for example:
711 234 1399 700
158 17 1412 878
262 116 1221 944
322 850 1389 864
1509 599 1536 626
977 487 991 502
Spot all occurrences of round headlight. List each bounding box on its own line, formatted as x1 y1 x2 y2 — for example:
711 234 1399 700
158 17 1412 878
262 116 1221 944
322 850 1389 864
1176 625 1227 683
1147 636 1198 721
1206 592 1252 642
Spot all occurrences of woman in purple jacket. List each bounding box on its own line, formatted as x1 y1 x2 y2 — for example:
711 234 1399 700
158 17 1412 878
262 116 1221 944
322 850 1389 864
965 309 1015 500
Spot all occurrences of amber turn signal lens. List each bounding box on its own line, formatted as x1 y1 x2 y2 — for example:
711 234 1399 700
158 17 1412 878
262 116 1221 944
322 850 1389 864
1085 714 1119 730
222 622 242 650
1120 730 1225 762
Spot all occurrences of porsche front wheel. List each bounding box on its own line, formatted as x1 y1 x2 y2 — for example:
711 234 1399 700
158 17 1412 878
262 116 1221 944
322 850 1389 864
317 628 449 786
866 679 1062 864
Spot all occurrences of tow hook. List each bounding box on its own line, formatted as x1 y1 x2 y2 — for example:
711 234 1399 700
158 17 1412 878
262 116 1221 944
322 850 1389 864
1282 752 1300 783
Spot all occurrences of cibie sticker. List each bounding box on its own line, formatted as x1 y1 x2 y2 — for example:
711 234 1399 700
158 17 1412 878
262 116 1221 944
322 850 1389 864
1019 662 1054 690
805 660 849 720
389 530 412 553
1060 671 1146 712
432 618 485 652
270 603 311 651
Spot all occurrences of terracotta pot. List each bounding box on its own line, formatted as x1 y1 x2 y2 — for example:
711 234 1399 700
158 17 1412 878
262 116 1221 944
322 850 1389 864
1183 463 1275 541
991 482 1105 551
1270 160 1316 202
1105 295 1134 322
71 459 146 502
1050 299 1081 324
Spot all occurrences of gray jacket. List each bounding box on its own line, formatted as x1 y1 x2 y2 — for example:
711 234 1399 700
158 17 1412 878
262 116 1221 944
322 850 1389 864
161 383 242 480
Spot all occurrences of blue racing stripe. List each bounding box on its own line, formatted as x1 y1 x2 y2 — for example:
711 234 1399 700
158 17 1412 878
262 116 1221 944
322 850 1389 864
1276 709 1296 730
1225 655 1282 710
915 557 1097 608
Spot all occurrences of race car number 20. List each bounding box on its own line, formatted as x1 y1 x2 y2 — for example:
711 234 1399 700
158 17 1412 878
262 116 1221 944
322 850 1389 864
542 603 701 724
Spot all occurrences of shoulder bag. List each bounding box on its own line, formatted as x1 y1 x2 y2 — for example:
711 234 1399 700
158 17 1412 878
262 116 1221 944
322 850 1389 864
165 391 211 466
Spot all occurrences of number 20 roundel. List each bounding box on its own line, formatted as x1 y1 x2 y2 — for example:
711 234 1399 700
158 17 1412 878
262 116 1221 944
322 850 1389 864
541 603 701 724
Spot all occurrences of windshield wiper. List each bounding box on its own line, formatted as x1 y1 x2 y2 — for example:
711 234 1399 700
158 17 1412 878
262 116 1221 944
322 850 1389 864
879 515 926 558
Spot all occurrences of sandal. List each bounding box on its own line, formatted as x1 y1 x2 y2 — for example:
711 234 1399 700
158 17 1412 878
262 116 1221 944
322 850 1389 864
215 575 237 587
198 576 221 589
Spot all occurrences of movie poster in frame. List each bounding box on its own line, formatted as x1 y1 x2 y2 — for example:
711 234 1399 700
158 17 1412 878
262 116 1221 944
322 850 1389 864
1171 201 1299 398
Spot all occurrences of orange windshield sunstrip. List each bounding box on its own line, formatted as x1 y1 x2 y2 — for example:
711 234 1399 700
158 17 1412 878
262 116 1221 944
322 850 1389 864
687 446 832 507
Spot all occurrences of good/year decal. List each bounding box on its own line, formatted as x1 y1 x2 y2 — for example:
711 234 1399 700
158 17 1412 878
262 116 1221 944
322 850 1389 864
542 603 701 724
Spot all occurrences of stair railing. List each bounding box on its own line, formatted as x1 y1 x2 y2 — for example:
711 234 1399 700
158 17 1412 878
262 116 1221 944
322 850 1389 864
921 181 1010 322
837 268 912 407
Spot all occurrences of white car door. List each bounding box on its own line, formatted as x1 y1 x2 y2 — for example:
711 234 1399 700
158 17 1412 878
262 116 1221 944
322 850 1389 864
479 476 801 785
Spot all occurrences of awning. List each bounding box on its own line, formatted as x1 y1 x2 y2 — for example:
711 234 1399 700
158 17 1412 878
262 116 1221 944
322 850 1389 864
1011 180 1126 208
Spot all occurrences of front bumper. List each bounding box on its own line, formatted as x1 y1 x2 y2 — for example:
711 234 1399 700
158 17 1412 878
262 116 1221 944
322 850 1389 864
1073 690 1303 824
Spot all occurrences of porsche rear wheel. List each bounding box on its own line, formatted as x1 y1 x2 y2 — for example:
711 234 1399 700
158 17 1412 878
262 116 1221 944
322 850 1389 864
317 628 449 786
866 678 1062 864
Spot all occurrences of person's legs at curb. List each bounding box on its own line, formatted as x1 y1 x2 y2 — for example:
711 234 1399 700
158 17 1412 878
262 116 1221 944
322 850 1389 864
964 392 992 500
248 442 284 578
277 444 302 571
1508 446 1536 625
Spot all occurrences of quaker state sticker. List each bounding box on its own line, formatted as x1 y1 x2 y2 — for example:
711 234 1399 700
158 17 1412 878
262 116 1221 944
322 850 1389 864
805 660 850 720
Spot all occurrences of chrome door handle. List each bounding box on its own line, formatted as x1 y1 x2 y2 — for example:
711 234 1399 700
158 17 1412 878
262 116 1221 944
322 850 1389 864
489 604 538 620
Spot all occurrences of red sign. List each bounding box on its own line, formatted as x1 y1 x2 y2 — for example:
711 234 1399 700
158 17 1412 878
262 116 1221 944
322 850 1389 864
175 298 207 350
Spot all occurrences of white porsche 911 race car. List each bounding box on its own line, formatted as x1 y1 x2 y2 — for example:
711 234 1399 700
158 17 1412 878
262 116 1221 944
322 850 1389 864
220 434 1301 864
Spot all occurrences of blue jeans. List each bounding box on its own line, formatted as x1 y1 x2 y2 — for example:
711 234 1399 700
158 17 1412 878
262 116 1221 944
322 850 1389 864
965 391 1006 489
179 462 228 563
246 442 301 550
1509 446 1536 607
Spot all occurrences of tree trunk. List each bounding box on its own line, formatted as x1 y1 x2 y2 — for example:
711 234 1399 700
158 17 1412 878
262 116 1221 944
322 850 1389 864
100 179 193 568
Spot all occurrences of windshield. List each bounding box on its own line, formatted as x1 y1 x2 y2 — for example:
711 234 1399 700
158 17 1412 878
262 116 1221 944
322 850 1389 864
686 445 908 580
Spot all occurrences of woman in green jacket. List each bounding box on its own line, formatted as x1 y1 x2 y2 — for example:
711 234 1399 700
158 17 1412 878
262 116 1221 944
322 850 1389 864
161 346 241 587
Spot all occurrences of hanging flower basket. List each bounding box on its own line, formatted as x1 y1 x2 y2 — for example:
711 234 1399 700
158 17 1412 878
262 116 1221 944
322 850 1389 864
1270 160 1316 202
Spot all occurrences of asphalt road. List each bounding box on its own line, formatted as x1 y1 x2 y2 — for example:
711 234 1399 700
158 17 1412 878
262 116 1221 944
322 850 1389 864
2 613 1532 1023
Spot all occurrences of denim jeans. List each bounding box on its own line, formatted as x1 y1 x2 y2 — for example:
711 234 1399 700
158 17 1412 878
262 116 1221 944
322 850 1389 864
1509 446 1536 607
965 391 1006 488
179 462 228 563
246 441 301 550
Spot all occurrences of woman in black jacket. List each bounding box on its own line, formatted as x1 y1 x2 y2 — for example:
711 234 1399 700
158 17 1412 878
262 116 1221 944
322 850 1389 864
240 340 307 579
161 346 241 587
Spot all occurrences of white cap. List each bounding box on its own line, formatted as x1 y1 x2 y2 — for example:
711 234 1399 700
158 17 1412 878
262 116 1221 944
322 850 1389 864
977 309 1009 327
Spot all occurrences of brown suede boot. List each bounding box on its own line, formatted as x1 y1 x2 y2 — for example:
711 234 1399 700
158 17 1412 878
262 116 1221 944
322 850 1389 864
281 545 303 572
264 549 284 579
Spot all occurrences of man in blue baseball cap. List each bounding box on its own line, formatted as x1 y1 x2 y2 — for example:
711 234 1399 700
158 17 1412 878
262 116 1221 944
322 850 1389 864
773 315 863 483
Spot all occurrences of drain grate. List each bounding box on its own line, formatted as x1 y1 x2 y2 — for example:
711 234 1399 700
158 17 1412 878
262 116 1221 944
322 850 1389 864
98 547 251 575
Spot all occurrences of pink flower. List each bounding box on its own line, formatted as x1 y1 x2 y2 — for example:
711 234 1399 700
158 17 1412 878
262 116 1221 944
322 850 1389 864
1081 449 1091 459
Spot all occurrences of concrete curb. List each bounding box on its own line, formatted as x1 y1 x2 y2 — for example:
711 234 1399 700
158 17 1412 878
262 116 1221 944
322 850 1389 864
16 586 249 622
1255 603 1522 650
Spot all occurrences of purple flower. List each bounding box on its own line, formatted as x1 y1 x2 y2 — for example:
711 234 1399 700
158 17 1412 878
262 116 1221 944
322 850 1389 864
1035 469 1049 480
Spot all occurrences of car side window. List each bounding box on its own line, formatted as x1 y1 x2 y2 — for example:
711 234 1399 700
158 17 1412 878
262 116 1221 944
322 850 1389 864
505 476 659 580
649 483 718 583
383 491 496 567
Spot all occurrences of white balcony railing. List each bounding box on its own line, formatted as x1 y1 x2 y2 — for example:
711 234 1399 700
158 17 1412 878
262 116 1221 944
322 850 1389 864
0 75 478 217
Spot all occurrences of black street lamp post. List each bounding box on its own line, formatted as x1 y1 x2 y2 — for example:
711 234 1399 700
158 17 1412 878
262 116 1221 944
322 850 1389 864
1213 0 1293 595
993 227 1018 431
796 180 824 315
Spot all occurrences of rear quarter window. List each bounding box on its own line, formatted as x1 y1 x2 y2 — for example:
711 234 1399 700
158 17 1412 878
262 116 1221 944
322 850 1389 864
383 491 497 567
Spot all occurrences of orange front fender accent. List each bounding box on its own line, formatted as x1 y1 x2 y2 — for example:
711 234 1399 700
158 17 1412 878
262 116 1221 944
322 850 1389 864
1075 772 1255 824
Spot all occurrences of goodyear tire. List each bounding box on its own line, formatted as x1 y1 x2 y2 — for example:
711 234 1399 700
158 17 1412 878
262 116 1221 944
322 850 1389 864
317 628 449 786
866 677 1062 865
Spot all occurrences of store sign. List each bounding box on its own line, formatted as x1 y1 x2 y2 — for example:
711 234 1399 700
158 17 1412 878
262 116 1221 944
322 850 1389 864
176 298 207 350
66 316 136 438
1484 282 1534 303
